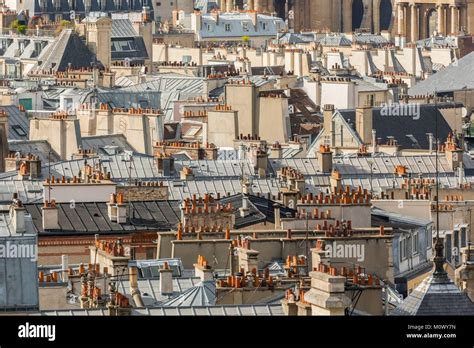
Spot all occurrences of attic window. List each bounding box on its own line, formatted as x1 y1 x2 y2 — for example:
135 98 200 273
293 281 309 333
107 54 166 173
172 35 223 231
12 125 27 137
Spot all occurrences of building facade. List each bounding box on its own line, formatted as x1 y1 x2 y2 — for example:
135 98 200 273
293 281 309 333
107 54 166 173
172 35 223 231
236 0 474 38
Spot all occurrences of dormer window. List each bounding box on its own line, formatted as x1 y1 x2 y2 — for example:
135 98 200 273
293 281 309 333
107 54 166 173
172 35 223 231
225 23 231 32
242 22 249 32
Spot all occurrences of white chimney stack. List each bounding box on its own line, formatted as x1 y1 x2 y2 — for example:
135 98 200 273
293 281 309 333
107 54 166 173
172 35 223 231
159 262 173 296
42 200 60 231
10 193 26 234
62 255 69 282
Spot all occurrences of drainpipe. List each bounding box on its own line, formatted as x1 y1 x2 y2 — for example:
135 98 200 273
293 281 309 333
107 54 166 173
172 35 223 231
129 265 144 307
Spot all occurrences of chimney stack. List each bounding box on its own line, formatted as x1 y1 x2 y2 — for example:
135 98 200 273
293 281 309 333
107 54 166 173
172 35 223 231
323 104 335 146
62 255 69 283
304 268 352 315
317 145 333 173
355 106 373 145
237 246 259 273
274 203 281 229
107 193 128 223
194 255 214 281
10 193 26 234
42 200 60 230
444 133 463 171
159 262 173 296
455 245 474 302
129 264 145 307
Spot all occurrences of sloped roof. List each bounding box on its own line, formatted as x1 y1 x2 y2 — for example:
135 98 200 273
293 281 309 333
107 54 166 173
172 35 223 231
111 19 138 38
37 304 285 316
409 51 474 95
390 274 474 315
218 193 296 229
162 281 216 307
24 200 181 235
338 104 452 150
0 105 29 141
8 140 61 164
391 234 474 315
34 29 98 72
81 134 136 155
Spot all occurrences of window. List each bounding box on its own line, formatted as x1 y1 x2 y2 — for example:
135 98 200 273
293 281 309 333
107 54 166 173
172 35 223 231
19 98 32 110
412 232 419 254
461 227 467 248
146 248 155 259
454 229 459 264
242 22 249 32
426 227 433 249
64 98 73 111
366 94 375 106
262 22 268 30
399 239 407 261
12 125 27 137
225 23 231 32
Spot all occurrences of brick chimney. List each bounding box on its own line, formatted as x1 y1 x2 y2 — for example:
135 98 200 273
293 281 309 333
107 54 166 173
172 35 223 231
444 133 463 171
194 255 214 281
330 169 342 193
270 142 283 159
159 262 173 295
180 166 195 181
317 145 333 173
42 200 60 230
107 193 127 223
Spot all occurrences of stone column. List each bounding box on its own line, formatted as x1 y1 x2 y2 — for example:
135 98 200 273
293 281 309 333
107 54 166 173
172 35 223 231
226 0 233 12
437 4 446 35
254 0 262 12
247 0 254 11
268 0 275 13
343 0 352 33
410 3 419 42
403 3 408 36
397 2 405 35
451 5 459 34
373 0 381 33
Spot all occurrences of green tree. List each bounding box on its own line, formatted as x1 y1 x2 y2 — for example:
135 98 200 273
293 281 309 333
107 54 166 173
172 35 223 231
17 25 27 34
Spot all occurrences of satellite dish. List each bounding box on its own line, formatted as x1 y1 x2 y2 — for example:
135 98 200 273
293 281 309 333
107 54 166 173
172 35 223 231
461 107 468 118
